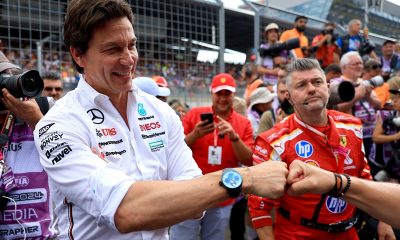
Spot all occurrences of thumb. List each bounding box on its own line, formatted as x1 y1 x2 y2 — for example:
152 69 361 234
286 160 310 196
287 160 306 184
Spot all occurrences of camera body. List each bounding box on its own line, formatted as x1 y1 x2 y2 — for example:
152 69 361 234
321 29 338 43
321 29 334 35
0 70 44 98
383 114 400 133
259 38 300 58
360 38 375 55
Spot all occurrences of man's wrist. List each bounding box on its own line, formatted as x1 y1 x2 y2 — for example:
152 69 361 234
238 167 253 194
230 133 240 142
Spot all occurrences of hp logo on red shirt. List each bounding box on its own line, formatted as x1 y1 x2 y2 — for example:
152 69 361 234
295 140 313 158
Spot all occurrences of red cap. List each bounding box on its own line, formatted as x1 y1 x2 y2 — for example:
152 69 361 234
152 75 168 88
211 73 236 93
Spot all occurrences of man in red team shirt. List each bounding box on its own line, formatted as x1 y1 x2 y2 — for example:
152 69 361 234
170 73 254 240
248 58 395 239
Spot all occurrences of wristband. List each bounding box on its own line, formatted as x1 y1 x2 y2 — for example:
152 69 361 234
327 173 351 198
341 174 351 195
327 173 343 197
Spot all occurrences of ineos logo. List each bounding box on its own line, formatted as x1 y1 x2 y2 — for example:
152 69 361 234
87 108 104 124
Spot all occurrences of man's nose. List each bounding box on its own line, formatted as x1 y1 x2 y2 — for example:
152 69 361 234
306 82 316 93
120 49 135 66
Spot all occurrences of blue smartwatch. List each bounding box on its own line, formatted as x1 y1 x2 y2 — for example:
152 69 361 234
219 168 243 198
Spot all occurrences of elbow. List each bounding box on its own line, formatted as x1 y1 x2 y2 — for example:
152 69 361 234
114 206 145 233
114 208 132 234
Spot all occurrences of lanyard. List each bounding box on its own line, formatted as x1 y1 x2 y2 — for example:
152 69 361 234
0 111 16 172
213 128 218 147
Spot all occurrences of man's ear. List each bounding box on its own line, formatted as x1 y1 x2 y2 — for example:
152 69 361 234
286 92 293 105
70 47 85 68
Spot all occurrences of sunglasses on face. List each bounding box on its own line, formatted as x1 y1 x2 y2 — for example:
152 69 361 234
370 64 382 70
44 87 63 92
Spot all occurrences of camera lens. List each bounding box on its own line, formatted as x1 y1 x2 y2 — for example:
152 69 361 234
21 75 38 94
0 70 43 98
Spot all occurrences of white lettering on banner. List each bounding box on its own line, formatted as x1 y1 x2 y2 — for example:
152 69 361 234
1 208 39 221
0 222 42 238
8 188 47 205
15 176 29 187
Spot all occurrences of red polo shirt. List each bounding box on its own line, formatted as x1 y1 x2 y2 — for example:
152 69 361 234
183 106 254 174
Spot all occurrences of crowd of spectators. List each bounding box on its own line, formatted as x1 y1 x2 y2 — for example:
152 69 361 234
2 12 400 239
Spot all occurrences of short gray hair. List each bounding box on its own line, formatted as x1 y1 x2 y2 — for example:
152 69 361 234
41 71 61 81
286 58 325 88
340 51 361 67
348 19 361 28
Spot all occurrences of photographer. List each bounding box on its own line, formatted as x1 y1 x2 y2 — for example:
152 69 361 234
336 19 378 59
0 52 57 239
334 52 382 159
370 89 400 180
363 59 390 107
311 22 340 69
380 40 400 80
257 23 289 86
280 15 309 58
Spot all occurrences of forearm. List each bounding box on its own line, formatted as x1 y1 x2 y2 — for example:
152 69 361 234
366 95 382 109
231 139 253 166
344 177 400 228
115 173 224 232
257 66 278 76
372 132 400 144
115 168 253 233
256 226 274 240
184 131 198 148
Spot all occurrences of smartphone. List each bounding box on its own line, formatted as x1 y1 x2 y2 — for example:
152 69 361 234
200 112 213 125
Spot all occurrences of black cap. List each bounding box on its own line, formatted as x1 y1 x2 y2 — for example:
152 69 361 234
383 39 396 46
295 15 308 22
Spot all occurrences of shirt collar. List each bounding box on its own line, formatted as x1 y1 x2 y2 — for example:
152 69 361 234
77 77 138 104
294 112 340 148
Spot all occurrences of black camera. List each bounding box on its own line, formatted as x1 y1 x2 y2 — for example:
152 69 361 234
327 81 355 109
259 38 300 58
0 70 44 98
321 29 334 35
383 114 400 132
321 29 338 43
360 38 375 55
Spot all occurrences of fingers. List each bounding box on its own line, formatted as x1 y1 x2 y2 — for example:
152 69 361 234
1 89 15 109
287 160 303 183
215 116 234 136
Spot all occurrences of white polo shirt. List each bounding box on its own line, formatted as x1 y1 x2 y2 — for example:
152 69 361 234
33 79 202 240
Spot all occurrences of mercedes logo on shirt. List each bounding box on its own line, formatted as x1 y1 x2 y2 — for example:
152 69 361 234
87 108 105 124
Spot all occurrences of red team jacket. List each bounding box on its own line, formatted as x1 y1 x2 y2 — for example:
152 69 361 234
249 110 371 239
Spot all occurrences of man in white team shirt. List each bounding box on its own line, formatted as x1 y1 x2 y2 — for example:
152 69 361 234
33 0 289 239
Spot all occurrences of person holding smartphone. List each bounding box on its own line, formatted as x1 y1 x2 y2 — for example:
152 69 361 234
171 73 254 240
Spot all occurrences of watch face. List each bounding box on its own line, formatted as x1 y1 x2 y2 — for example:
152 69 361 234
222 170 242 189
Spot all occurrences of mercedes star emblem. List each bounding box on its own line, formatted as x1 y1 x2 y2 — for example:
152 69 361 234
87 108 105 124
